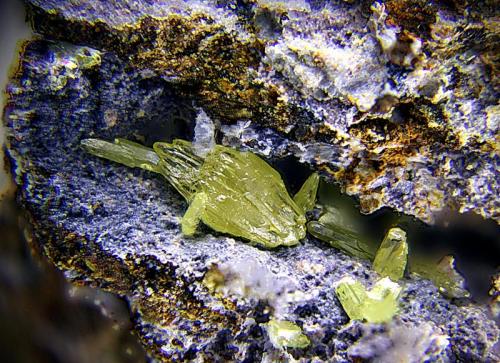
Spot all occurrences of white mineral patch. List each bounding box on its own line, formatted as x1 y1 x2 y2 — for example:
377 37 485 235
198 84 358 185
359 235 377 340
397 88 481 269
256 0 310 12
370 2 422 68
265 31 388 112
349 322 449 363
297 142 337 163
193 109 216 157
214 255 302 315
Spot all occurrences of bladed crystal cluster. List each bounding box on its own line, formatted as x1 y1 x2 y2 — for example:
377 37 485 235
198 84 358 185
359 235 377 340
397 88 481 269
81 138 319 248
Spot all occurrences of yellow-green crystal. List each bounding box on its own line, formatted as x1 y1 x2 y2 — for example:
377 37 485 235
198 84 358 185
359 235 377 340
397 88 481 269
307 220 376 261
181 192 208 236
293 172 320 213
306 187 378 260
363 278 402 323
82 138 316 248
197 145 307 247
373 227 408 281
81 138 160 173
266 319 310 349
308 197 468 298
335 277 402 323
410 255 469 298
153 139 204 201
334 278 368 321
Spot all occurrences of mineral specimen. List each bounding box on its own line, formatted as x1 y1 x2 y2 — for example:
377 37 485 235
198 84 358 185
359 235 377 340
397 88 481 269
23 0 499 224
266 319 310 349
373 227 408 281
82 137 319 248
308 186 470 299
307 218 376 261
409 255 470 299
292 172 320 214
4 0 500 361
335 276 402 324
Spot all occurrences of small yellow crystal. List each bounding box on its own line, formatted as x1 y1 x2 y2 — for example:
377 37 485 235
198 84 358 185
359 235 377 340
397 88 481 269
335 276 402 323
410 255 469 298
373 227 408 281
266 319 310 349
293 172 320 213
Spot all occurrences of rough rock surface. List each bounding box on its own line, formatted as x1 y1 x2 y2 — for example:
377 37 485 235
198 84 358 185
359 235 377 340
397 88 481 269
5 33 499 362
23 0 499 224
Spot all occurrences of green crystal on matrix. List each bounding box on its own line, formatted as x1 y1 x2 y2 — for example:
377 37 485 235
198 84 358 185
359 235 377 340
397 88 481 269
335 277 402 323
373 227 408 281
307 219 376 261
410 255 469 299
293 172 320 213
308 207 469 298
194 144 308 247
306 183 378 260
266 319 310 349
81 138 317 248
180 191 208 235
334 277 368 321
81 138 161 173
